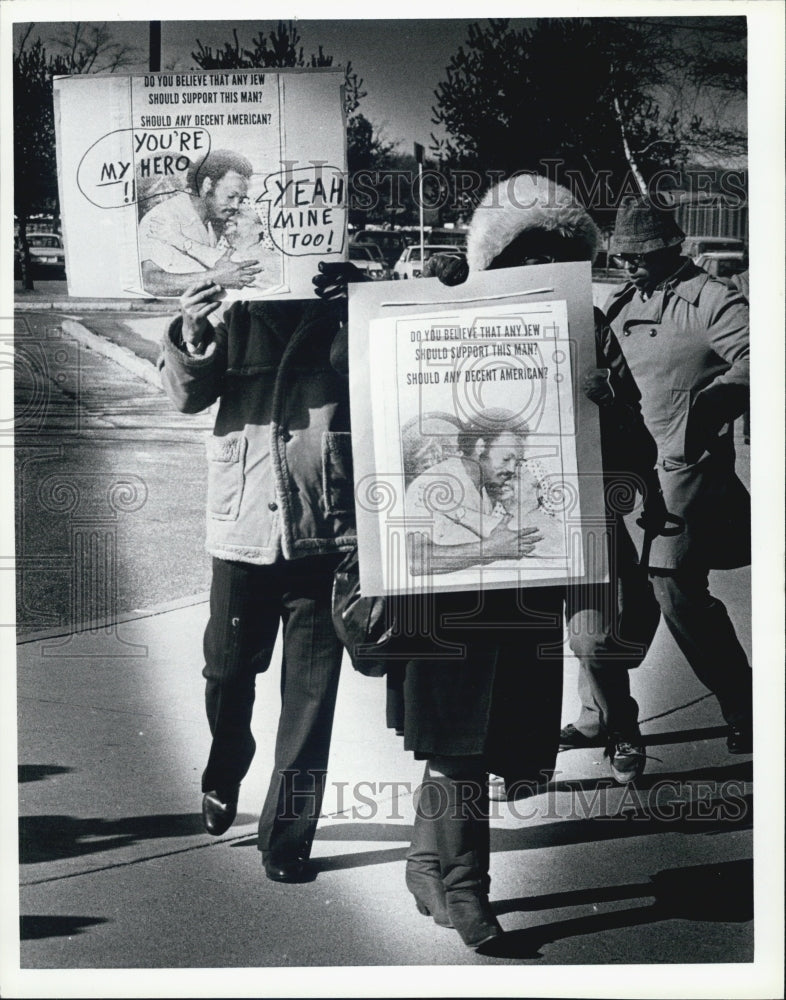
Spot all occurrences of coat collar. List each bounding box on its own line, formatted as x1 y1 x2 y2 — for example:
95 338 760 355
661 258 710 305
224 299 342 373
606 258 713 328
612 258 710 309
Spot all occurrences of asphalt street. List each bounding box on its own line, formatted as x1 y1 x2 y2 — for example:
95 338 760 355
14 310 212 638
6 289 780 997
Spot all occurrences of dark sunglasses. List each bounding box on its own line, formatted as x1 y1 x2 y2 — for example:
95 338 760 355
520 254 557 266
612 253 648 268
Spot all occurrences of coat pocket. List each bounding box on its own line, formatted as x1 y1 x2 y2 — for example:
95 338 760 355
321 431 354 517
205 432 247 520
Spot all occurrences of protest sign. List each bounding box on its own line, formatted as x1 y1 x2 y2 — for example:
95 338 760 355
53 69 347 299
349 262 608 596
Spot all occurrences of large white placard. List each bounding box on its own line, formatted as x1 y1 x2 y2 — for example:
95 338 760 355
53 69 347 299
349 262 608 597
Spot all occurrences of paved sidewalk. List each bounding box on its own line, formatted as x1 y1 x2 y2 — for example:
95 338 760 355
14 573 756 976
10 281 777 995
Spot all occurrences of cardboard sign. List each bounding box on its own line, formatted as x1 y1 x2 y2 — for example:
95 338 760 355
349 262 609 596
53 69 347 300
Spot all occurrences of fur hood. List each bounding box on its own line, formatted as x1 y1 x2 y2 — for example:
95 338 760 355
467 174 601 271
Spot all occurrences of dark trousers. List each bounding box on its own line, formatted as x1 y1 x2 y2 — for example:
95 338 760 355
484 588 565 784
202 555 343 860
650 566 752 728
566 522 661 739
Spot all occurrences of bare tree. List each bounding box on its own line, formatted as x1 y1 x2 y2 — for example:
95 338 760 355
192 22 365 116
431 19 685 205
14 24 142 288
50 22 142 74
637 16 747 163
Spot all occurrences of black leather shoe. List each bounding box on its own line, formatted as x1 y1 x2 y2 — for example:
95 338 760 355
202 789 238 836
263 857 314 883
559 724 605 751
727 725 753 755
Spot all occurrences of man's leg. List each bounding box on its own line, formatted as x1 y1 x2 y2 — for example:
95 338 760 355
258 556 343 869
563 527 659 745
202 558 280 797
650 566 752 734
564 587 640 743
571 659 605 741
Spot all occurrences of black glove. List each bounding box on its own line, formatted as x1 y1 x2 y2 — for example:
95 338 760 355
582 368 615 406
312 261 369 301
685 384 732 461
636 486 669 535
424 252 469 286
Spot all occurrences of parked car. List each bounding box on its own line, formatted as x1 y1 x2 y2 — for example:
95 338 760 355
348 244 389 280
428 228 468 250
27 214 59 233
694 251 748 280
351 230 406 269
393 244 463 280
356 241 388 269
682 235 746 262
593 250 625 270
15 231 66 274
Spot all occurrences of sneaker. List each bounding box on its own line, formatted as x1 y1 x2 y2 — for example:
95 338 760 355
606 738 646 785
559 723 604 751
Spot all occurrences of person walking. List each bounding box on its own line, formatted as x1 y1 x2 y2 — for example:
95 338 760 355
604 196 752 753
392 174 663 949
430 175 664 789
159 280 356 883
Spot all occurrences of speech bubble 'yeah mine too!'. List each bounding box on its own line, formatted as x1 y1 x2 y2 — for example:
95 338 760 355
77 127 212 209
256 165 347 257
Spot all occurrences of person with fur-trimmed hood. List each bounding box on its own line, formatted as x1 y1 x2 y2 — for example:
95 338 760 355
431 174 665 786
366 174 664 951
322 176 666 948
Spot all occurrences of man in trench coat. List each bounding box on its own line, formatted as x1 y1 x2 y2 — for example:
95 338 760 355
604 196 752 752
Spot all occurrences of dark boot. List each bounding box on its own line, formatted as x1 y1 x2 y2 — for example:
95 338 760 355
431 774 502 949
405 774 452 928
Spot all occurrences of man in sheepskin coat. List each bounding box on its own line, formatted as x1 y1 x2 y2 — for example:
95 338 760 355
432 174 665 785
159 279 355 884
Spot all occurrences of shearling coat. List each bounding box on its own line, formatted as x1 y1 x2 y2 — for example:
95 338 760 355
159 299 357 565
604 259 750 570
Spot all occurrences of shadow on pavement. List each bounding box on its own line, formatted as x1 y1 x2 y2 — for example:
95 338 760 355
19 812 255 864
305 791 751 866
291 761 752 867
18 765 73 783
637 724 734 747
314 823 412 843
314 847 407 872
20 915 110 941
482 858 753 961
549 758 752 793
19 761 751 867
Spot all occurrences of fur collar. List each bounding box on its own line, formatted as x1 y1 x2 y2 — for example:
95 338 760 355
467 174 601 271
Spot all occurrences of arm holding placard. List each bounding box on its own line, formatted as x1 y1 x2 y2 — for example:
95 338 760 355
406 523 543 576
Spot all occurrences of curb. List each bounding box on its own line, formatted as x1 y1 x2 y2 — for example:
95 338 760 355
16 591 210 645
60 317 162 389
14 299 170 313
